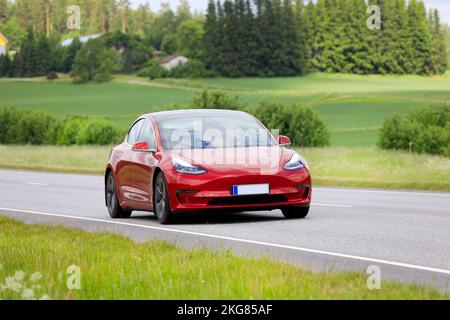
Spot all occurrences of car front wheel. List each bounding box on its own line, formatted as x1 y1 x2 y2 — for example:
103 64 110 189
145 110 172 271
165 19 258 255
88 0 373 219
106 172 132 219
154 172 175 225
282 206 310 219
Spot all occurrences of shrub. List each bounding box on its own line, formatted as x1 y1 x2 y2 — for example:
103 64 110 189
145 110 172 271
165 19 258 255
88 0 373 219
57 117 85 146
75 119 122 145
0 108 58 145
137 63 168 79
191 90 245 110
0 107 122 146
378 105 450 156
252 101 330 147
46 71 58 80
0 107 22 144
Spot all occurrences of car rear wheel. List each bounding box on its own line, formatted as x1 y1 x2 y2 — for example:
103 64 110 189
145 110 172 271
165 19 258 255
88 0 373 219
282 206 310 219
106 172 132 219
154 172 175 225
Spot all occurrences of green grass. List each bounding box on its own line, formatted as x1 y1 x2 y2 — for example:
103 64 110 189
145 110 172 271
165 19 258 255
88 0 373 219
0 217 447 300
0 145 448 191
298 147 450 191
1 72 449 147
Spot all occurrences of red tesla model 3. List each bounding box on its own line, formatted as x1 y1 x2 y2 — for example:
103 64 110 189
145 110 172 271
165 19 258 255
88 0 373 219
105 109 311 224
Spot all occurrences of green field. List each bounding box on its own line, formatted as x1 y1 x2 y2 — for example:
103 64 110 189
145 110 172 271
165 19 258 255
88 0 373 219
1 73 449 147
0 217 447 300
1 145 448 191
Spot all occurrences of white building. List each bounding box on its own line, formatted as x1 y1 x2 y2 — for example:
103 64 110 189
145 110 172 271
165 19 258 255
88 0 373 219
160 54 189 71
0 32 8 56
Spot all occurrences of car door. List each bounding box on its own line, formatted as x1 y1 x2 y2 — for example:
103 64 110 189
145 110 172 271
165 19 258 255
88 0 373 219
130 118 159 211
116 119 148 209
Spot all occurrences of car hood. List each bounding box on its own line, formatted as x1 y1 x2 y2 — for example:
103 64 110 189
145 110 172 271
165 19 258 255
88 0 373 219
169 146 290 175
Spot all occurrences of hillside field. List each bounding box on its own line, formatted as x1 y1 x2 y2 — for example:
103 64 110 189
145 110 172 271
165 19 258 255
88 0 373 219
0 73 449 147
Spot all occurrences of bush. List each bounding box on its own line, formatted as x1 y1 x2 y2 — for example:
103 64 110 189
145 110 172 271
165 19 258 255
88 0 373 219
0 107 22 144
0 107 122 146
191 90 245 110
46 71 58 80
252 101 330 147
56 117 85 146
75 119 122 145
378 105 450 156
0 108 58 145
137 61 168 79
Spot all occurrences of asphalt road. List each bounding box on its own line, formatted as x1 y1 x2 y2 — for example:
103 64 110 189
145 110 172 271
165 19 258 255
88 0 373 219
0 169 449 292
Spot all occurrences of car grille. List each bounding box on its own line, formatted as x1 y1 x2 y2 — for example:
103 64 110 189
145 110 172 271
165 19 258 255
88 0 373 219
207 195 288 206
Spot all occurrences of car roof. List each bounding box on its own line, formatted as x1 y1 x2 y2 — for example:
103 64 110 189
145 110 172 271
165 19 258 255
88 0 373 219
147 109 252 122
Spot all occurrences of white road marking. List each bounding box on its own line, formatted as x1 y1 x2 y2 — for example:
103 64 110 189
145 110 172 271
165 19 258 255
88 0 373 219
26 182 48 186
1 207 450 276
312 203 354 208
316 187 450 197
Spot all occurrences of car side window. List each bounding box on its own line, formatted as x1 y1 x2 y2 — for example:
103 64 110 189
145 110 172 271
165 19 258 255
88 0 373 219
127 120 144 145
139 120 157 150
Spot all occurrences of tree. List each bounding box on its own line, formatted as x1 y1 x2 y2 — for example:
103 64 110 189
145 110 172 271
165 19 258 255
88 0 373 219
0 54 12 77
177 20 204 59
217 0 241 77
13 29 39 77
35 35 53 75
71 39 121 83
0 16 27 50
407 0 432 75
176 0 192 24
61 38 82 73
203 0 219 69
429 9 448 74
118 0 131 33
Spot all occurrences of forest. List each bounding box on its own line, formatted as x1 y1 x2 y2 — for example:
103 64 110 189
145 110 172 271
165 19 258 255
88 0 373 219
0 0 448 79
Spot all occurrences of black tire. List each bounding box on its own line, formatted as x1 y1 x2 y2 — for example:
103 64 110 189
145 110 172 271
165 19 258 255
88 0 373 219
153 172 175 225
106 172 132 219
282 206 310 219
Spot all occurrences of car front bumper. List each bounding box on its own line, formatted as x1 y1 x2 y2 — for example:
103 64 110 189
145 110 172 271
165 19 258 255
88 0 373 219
165 168 312 213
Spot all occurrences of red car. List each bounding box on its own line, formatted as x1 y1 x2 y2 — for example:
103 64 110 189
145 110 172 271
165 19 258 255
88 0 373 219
105 109 311 224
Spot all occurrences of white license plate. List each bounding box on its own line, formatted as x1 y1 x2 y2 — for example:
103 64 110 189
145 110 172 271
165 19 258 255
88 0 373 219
232 184 270 196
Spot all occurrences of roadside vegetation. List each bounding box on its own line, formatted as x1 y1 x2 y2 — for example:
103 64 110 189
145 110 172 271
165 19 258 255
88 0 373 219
0 145 448 192
0 107 123 146
379 105 450 156
0 217 447 300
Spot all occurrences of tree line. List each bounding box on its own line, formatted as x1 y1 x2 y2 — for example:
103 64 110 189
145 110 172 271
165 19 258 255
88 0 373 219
203 0 448 76
0 0 448 79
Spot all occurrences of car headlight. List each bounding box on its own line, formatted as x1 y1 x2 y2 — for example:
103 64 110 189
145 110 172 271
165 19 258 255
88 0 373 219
284 153 309 171
172 158 207 175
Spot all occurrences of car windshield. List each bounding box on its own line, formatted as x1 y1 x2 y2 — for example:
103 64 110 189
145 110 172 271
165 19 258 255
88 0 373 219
158 115 276 150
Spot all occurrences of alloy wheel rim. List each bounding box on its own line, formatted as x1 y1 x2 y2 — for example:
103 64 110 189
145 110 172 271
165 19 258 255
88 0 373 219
155 179 166 218
107 175 115 212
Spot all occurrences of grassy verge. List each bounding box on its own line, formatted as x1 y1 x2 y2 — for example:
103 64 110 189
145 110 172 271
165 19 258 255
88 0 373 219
0 217 447 300
298 147 450 191
0 145 448 191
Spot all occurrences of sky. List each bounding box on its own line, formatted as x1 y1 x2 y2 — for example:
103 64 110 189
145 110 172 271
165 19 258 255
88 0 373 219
131 0 450 24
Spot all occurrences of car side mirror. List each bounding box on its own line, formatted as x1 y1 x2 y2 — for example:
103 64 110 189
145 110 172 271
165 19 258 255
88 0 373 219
278 135 292 146
132 141 155 153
